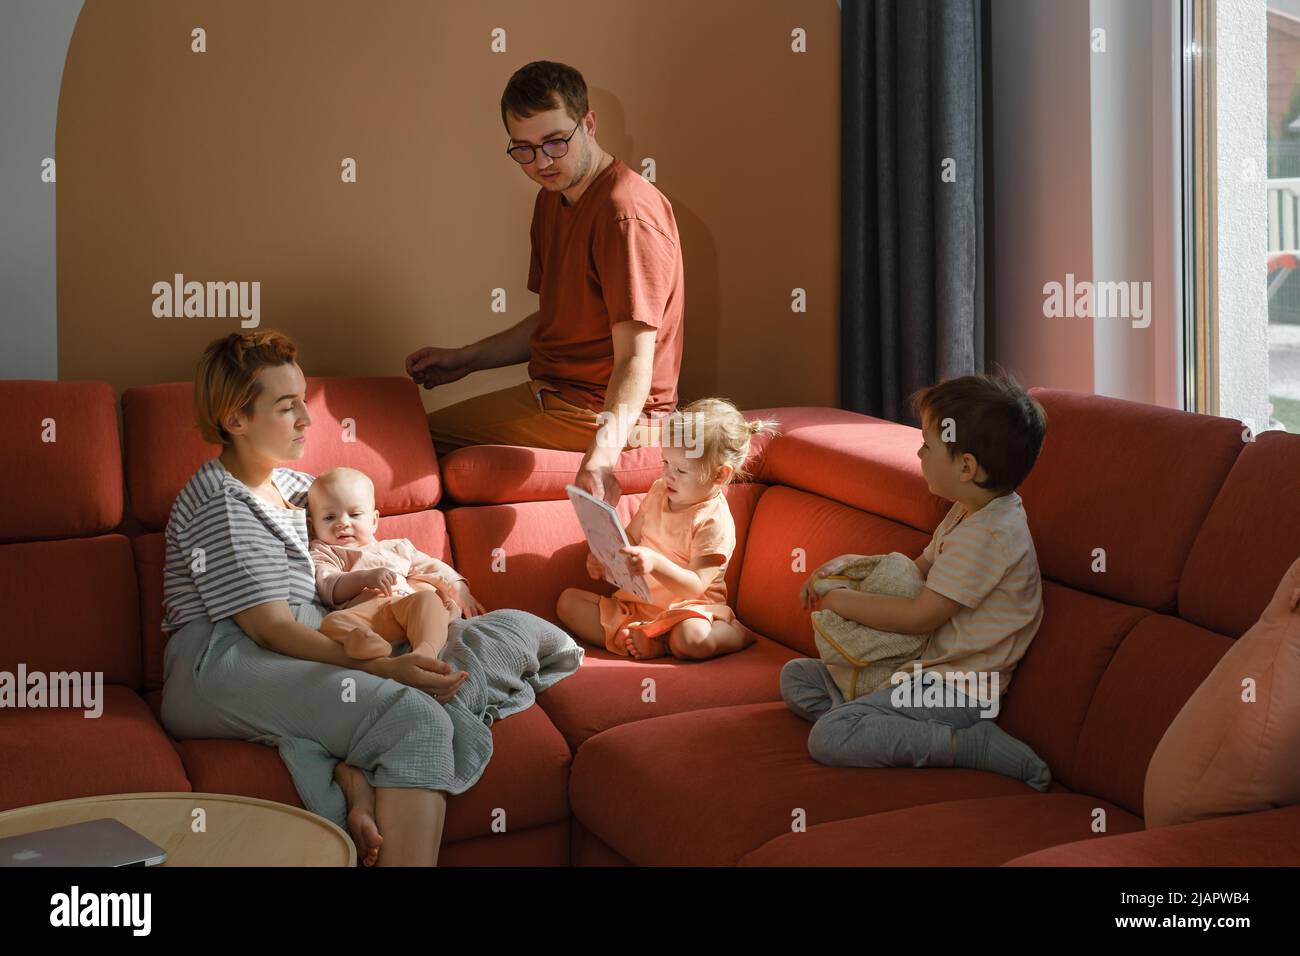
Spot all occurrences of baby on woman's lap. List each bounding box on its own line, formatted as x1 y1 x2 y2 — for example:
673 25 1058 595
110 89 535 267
308 467 486 670
306 466 489 865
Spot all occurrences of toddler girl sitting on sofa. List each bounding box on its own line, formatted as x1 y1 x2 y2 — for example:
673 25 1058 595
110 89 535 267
557 398 778 660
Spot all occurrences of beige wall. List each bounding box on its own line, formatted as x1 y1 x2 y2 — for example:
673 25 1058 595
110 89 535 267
55 0 840 412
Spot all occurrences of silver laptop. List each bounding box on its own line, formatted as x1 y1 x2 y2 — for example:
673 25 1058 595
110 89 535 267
0 818 167 867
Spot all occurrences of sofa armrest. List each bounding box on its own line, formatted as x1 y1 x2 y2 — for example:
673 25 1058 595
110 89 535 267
1003 805 1300 867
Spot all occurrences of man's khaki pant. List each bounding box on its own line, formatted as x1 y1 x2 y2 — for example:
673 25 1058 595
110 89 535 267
426 378 660 455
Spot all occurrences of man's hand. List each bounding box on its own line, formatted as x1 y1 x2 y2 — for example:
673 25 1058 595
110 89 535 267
575 450 622 506
586 551 606 581
406 346 475 390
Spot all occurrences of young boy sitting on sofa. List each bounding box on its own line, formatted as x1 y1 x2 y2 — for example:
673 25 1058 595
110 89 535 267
782 373 1053 791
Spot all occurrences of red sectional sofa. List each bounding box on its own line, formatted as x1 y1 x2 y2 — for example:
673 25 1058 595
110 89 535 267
2 376 1298 866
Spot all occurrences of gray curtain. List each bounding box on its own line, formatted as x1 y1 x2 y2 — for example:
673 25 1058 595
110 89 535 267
840 0 986 424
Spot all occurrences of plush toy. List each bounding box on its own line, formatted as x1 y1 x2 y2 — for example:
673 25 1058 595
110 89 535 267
810 551 931 701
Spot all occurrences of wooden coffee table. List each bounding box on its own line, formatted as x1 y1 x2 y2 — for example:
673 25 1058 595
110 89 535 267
0 792 356 867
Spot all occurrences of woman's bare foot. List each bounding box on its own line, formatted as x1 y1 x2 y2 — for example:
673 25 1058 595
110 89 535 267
335 762 383 866
625 625 669 659
344 628 391 660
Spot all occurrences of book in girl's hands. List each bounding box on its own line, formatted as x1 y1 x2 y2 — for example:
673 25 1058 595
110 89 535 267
565 484 652 602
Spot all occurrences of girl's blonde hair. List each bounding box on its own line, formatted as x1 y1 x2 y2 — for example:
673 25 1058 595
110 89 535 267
193 330 299 445
664 397 780 487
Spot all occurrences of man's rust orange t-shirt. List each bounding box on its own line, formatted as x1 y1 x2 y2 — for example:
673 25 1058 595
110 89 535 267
527 156 684 415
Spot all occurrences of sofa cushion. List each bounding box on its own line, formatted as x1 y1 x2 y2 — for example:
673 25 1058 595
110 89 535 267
996 582 1149 792
571 819 633 865
436 820 570 866
440 444 664 505
134 533 167 693
747 406 948 533
373 509 455 566
1144 557 1300 828
1005 805 1300 866
536 633 798 750
0 686 190 811
1070 614 1233 817
123 376 442 531
445 483 764 622
438 406 786 506
172 738 303 807
569 702 1036 866
170 704 572 843
738 793 1143 866
0 380 122 541
440 704 573 842
0 535 141 688
1178 431 1300 636
735 486 931 656
1019 388 1242 610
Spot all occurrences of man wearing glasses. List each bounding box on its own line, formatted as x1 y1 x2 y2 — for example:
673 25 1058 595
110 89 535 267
406 60 684 506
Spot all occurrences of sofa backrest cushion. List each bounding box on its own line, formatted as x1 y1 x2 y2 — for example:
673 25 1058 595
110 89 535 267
735 486 931 656
1178 430 1300 636
445 483 765 624
440 444 663 505
748 407 948 534
1018 388 1242 610
1069 613 1232 817
996 581 1149 792
133 532 166 692
123 376 441 530
0 381 122 542
0 535 142 688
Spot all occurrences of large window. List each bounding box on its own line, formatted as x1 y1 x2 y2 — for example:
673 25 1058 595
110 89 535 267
1264 1 1300 430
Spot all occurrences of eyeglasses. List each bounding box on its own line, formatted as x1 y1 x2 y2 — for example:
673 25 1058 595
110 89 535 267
506 121 582 164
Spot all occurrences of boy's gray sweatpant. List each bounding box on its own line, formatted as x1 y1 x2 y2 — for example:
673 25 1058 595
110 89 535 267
780 657 985 768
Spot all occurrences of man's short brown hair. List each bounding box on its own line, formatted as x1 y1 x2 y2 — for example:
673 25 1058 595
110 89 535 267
910 373 1048 494
500 60 590 129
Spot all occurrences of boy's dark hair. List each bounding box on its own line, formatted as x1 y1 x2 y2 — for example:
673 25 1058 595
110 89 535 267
910 374 1047 494
501 61 590 129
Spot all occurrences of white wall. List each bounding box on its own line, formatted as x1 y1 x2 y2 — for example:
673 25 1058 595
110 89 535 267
0 0 84 380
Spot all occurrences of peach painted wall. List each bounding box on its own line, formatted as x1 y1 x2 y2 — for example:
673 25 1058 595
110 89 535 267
55 0 841 412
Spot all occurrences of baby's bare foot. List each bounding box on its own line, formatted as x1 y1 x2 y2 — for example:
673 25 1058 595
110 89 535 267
615 626 635 657
334 762 382 867
626 626 669 660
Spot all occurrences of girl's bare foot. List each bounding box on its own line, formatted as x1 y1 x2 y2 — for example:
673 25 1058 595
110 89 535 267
334 762 383 866
626 625 669 659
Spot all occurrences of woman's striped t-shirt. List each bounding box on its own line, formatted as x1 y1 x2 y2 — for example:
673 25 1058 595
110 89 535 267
161 457 319 633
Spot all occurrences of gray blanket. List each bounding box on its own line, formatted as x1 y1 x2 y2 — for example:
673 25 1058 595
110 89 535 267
161 604 583 829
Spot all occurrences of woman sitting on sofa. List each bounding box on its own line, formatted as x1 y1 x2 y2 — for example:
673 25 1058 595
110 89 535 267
158 329 581 867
